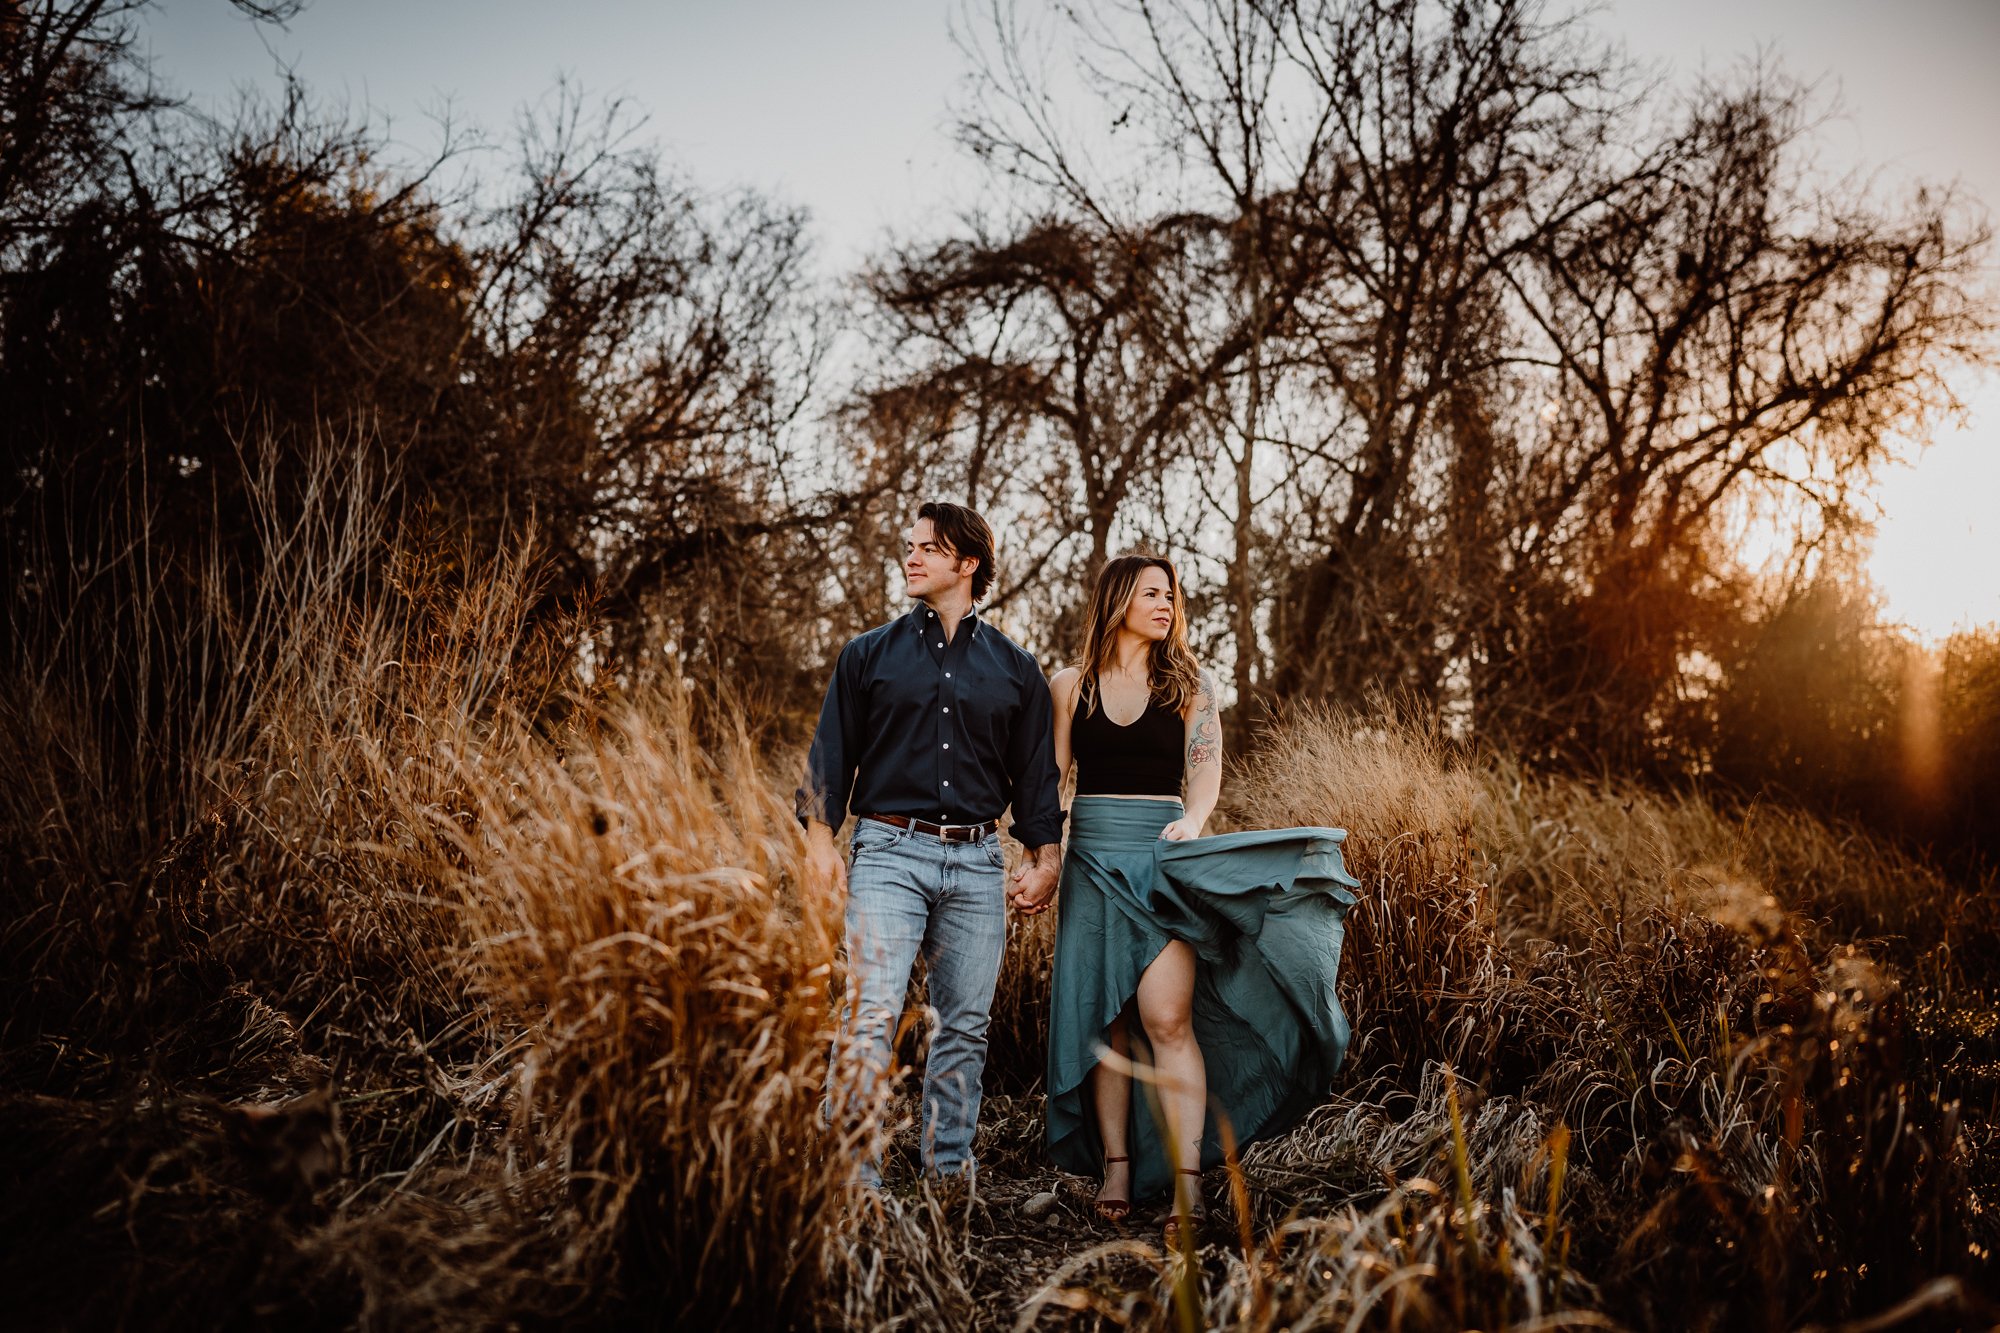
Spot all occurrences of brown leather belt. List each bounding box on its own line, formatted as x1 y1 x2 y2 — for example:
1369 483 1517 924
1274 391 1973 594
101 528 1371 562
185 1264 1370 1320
860 813 998 843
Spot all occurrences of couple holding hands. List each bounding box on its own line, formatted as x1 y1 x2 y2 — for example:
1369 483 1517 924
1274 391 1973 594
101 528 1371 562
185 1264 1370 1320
799 501 1360 1241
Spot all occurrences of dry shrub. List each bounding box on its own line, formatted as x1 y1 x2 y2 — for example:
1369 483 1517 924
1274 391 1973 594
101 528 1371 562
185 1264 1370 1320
1204 705 1994 1331
1019 1174 1599 1333
0 432 464 1078
1477 757 1733 938
1028 1065 1601 1333
425 695 864 1327
1 434 877 1329
822 1190 984 1330
1478 758 2000 992
1228 706 1499 1072
232 561 873 1326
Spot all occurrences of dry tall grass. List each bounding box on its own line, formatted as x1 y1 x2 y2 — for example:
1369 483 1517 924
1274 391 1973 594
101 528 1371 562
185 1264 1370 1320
1 437 874 1329
1212 707 1994 1330
1230 709 1494 1075
3 443 1994 1330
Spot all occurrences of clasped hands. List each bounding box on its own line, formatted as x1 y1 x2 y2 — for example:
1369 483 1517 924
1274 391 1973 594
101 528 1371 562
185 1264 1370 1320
1008 857 1058 916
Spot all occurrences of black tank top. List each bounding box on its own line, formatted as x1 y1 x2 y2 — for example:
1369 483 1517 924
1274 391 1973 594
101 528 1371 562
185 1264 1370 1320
1072 678 1184 797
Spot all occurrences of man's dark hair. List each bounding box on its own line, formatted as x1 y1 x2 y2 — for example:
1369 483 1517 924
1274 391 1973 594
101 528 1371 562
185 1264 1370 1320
918 500 998 602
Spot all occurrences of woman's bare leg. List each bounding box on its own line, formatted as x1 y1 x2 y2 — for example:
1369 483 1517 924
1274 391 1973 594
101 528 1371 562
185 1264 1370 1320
1136 941 1206 1208
1087 1011 1133 1211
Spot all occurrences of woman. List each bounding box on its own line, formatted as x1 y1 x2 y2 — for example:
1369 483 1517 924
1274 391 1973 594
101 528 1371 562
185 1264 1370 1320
1043 554 1360 1241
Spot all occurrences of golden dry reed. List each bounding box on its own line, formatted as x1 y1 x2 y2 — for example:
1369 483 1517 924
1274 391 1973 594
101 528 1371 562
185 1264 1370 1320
3 436 884 1329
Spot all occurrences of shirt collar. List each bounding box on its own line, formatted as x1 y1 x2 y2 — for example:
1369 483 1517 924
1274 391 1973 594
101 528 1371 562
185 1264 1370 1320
911 602 979 637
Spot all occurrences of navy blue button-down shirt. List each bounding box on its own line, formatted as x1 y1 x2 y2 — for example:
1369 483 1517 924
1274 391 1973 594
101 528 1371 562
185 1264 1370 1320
797 604 1066 847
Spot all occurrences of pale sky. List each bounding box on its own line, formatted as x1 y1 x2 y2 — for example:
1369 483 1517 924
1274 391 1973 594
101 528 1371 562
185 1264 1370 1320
143 0 2000 635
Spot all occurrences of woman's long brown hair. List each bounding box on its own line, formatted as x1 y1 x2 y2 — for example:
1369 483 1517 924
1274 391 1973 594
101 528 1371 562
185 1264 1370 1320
1075 553 1205 715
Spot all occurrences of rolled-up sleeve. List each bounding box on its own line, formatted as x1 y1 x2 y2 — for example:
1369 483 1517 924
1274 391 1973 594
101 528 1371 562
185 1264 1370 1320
1004 666 1066 847
796 641 863 828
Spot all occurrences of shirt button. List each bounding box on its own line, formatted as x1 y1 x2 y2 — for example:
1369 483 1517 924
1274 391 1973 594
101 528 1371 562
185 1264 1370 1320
942 743 950 749
943 780 951 786
945 672 952 679
943 707 950 713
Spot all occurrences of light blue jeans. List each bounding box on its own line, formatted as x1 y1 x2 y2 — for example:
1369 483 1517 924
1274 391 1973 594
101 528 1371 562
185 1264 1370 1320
837 817 1007 1184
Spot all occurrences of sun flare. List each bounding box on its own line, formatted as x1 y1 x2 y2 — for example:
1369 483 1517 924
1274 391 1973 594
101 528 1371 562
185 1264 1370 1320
1869 376 2000 641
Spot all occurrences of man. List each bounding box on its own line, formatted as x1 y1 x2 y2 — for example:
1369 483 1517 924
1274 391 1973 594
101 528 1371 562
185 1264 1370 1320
799 500 1063 1188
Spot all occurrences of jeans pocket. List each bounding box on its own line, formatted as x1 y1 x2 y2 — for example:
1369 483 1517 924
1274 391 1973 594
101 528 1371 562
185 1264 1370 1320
851 820 898 857
978 836 1006 872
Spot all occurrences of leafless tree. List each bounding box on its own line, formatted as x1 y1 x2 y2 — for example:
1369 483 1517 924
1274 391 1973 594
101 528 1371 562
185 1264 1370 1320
464 88 832 627
3 13 858 717
867 0 1349 689
881 0 1991 759
1470 68 1991 757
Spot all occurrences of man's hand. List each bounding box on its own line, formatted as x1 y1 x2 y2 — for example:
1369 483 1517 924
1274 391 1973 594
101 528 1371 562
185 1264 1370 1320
1007 844 1061 915
804 818 847 904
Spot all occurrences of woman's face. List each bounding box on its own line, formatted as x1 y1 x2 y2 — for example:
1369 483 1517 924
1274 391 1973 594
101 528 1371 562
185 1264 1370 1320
1120 566 1176 643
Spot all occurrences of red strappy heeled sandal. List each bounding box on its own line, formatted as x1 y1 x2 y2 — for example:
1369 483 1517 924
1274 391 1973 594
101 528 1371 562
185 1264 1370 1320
1161 1167 1208 1250
1093 1155 1132 1223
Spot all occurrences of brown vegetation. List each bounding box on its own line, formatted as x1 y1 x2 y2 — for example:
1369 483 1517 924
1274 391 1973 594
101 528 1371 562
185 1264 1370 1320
1 439 865 1328
3 447 1995 1329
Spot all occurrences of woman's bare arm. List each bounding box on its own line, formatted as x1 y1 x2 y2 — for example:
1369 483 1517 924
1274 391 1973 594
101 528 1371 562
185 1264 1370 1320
1050 666 1081 784
1179 670 1222 834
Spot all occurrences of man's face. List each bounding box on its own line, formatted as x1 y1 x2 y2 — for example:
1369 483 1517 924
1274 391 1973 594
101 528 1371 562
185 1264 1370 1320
905 517 975 601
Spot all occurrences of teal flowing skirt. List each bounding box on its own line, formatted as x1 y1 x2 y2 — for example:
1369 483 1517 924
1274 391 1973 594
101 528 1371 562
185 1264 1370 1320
1046 796 1360 1202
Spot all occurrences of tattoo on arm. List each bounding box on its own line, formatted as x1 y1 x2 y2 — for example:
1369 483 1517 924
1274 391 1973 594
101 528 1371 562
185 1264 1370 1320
1188 672 1219 769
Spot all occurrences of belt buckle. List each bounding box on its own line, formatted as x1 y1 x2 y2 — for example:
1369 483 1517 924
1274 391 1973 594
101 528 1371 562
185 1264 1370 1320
941 822 974 843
